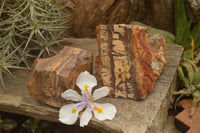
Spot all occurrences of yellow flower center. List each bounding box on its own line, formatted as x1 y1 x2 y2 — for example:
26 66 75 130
84 84 89 94
72 108 78 113
72 84 103 114
92 102 103 113
94 105 103 113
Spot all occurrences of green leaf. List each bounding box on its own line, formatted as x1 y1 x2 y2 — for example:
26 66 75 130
183 49 192 60
172 88 192 96
190 36 194 60
181 62 194 85
194 52 200 64
191 90 200 116
195 83 200 90
175 0 191 49
1 119 17 132
23 118 40 133
191 21 200 49
129 21 175 43
178 66 190 88
187 60 200 85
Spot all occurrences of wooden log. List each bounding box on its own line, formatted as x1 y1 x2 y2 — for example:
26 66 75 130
27 46 93 107
95 24 166 100
62 0 174 38
185 0 200 22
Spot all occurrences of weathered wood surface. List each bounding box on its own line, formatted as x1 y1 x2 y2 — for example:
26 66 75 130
28 46 93 107
175 99 200 133
185 0 200 22
63 0 174 37
95 24 166 100
0 38 183 133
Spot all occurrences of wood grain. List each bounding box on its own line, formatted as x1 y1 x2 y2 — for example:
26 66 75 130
0 39 183 133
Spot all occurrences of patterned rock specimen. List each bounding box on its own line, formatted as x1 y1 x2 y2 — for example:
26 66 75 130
95 24 166 100
27 46 93 107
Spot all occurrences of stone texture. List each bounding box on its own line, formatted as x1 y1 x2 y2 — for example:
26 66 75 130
0 39 183 133
62 0 174 38
175 99 200 133
185 0 200 22
0 38 183 133
95 24 166 100
27 46 93 107
163 116 182 133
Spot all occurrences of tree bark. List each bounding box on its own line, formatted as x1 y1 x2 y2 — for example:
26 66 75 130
63 0 174 38
185 0 200 22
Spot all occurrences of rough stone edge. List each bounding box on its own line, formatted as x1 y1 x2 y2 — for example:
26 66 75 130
0 43 184 133
147 45 183 133
147 73 177 133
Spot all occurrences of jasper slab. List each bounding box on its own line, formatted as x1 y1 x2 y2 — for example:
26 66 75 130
95 24 166 100
27 46 93 107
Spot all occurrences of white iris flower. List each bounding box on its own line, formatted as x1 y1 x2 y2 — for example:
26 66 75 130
59 71 117 127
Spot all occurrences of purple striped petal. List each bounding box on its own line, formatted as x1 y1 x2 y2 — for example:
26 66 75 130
87 102 94 111
75 102 86 109
83 92 89 102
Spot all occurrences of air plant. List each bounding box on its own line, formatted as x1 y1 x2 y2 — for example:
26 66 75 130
0 0 71 89
173 38 200 116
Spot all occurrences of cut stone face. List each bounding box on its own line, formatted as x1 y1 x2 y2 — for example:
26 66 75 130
27 46 93 107
95 24 167 100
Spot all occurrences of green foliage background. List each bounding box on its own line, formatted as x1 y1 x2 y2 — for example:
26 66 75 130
0 0 70 89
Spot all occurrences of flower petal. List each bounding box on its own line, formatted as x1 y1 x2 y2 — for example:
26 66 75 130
93 103 117 121
80 108 92 127
61 89 83 101
59 104 79 125
92 86 109 101
76 71 97 94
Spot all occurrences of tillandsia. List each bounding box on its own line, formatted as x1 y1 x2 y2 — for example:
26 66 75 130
59 71 117 127
173 40 200 116
0 0 70 89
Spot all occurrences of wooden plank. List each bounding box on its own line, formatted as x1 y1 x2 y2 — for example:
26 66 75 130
0 39 183 133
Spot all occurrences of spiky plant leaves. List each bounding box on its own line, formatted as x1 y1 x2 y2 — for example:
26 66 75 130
0 0 71 89
190 36 194 60
175 0 191 50
178 66 190 88
196 83 200 90
187 60 200 86
191 90 200 116
0 119 17 132
172 88 194 96
181 62 194 85
194 51 200 64
191 21 200 49
175 52 200 116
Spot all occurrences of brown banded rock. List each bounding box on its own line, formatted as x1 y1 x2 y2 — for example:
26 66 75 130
27 46 93 107
95 24 166 100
